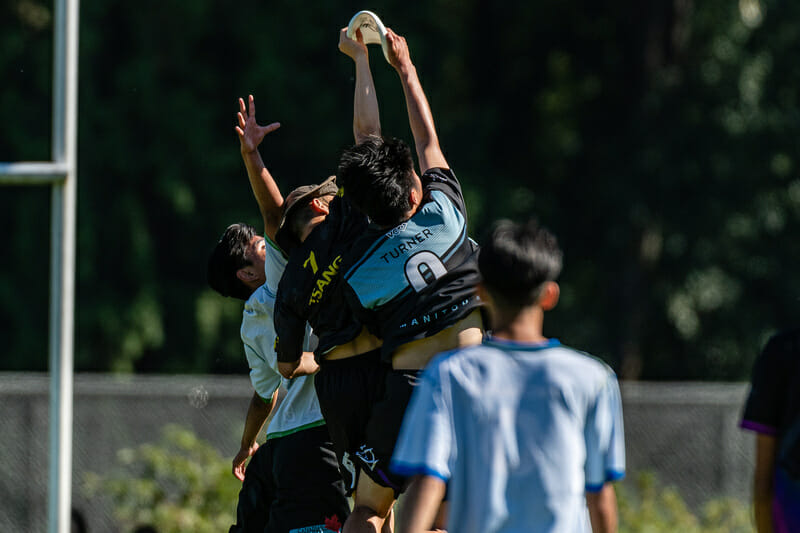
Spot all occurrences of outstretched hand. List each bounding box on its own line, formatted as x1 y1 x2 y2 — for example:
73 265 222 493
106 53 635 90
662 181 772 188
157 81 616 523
232 442 259 482
236 95 280 154
338 27 368 60
385 29 411 71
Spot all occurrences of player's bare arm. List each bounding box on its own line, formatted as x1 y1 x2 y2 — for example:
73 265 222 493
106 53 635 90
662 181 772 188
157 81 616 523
232 388 278 481
235 94 284 240
385 29 448 173
339 28 382 143
586 484 618 533
753 433 777 533
396 474 446 533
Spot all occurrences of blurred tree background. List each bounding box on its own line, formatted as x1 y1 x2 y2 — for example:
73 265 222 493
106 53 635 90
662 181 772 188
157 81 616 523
1 0 797 379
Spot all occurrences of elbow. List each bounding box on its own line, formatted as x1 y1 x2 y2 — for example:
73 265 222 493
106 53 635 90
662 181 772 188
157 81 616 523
354 129 381 146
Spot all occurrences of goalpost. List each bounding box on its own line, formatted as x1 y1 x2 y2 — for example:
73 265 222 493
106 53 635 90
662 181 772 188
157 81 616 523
0 0 79 531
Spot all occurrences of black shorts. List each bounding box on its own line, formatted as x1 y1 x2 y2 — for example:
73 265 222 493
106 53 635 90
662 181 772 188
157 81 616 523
355 369 422 495
315 349 389 495
229 424 350 533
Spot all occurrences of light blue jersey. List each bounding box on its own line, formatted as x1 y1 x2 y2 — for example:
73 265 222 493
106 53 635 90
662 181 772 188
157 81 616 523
391 337 625 533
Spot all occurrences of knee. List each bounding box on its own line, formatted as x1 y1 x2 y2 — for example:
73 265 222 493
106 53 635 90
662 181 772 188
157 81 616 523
351 503 392 521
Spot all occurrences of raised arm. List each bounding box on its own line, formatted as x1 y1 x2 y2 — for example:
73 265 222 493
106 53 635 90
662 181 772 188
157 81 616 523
385 29 448 173
338 28 381 143
235 95 284 240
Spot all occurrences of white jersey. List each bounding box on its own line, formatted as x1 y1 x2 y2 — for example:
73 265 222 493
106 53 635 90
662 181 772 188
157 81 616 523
240 236 325 439
391 337 626 533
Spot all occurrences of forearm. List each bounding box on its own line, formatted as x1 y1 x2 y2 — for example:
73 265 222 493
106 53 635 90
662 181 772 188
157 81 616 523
754 433 777 533
395 62 445 171
586 484 618 533
397 475 446 533
353 54 381 143
240 148 283 238
754 497 774 533
397 63 435 145
240 390 276 448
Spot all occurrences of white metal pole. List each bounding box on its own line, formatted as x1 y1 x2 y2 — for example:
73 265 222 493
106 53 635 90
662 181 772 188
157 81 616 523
48 0 79 531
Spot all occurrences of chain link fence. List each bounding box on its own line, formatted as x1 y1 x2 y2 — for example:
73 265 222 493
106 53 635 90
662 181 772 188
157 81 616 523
0 373 755 532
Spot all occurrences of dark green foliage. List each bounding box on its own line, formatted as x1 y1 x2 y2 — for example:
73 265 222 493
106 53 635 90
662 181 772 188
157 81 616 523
1 0 797 378
618 472 753 532
82 424 240 532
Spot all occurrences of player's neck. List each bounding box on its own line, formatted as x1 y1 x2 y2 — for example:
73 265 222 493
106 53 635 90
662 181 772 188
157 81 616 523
490 306 547 344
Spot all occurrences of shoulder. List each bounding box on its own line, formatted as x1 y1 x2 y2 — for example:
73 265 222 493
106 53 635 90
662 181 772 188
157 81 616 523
423 344 500 382
538 344 619 397
422 168 459 193
748 327 800 384
556 344 615 373
422 167 457 184
762 328 800 358
242 286 273 325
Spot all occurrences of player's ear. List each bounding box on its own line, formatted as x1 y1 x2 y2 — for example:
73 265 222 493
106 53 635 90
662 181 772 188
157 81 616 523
236 267 257 283
408 173 423 209
476 282 496 329
476 282 491 306
538 281 560 311
310 197 330 215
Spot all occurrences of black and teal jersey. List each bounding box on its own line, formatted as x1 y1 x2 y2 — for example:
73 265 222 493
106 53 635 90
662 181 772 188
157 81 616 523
274 194 369 363
342 168 482 361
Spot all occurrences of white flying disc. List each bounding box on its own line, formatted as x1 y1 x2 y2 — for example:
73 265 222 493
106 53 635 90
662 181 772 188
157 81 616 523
346 10 390 63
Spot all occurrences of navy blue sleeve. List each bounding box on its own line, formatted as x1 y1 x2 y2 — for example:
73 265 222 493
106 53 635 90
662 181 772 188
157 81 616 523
741 332 792 435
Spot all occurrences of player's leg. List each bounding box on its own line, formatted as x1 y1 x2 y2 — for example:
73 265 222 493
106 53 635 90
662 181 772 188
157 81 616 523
229 441 274 533
345 474 396 533
315 349 387 497
345 369 423 533
267 425 350 532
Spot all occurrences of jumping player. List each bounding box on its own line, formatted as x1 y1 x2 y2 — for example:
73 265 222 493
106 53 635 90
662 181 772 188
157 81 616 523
391 219 626 533
335 29 484 533
207 93 354 532
272 29 394 530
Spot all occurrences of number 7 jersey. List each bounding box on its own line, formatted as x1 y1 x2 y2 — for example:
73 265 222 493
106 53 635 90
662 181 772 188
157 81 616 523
274 193 369 363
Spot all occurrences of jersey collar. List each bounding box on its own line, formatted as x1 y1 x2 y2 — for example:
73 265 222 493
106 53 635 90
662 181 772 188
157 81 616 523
483 336 561 352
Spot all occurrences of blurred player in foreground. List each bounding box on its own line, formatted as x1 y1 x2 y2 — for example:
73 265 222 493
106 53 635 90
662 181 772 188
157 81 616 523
206 94 349 532
391 219 626 533
741 329 800 533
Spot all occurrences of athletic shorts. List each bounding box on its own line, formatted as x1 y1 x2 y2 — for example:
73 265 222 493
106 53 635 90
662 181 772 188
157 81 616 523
315 348 389 495
229 424 350 533
355 368 422 495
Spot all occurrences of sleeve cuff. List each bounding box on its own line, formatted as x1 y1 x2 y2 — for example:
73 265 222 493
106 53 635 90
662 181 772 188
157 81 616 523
586 470 625 492
390 461 449 482
740 419 778 435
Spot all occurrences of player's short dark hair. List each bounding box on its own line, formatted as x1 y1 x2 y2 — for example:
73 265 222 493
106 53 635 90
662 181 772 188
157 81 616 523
338 136 416 227
207 223 256 300
478 219 563 309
